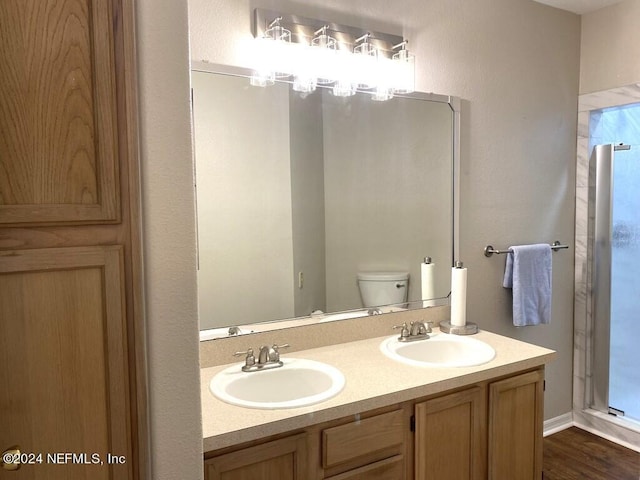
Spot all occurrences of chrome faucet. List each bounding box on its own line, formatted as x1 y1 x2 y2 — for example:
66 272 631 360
393 321 433 342
234 344 290 372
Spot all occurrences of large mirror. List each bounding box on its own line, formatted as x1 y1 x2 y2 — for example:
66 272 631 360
193 65 458 336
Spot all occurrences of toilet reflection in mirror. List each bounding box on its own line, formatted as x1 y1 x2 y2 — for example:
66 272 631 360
357 272 409 310
192 64 458 336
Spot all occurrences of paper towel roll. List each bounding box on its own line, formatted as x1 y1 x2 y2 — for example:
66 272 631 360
451 263 467 326
421 260 436 307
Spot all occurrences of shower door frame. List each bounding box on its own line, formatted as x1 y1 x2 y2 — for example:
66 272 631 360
590 143 633 417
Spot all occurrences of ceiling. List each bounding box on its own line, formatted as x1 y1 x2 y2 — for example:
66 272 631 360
533 0 624 14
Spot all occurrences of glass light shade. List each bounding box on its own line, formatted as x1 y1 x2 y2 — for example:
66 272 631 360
371 85 394 101
249 23 293 86
369 56 394 101
250 36 274 86
291 43 317 93
263 25 293 78
310 33 337 84
391 48 415 94
293 75 317 93
353 42 378 90
331 49 357 97
332 79 357 97
249 70 275 87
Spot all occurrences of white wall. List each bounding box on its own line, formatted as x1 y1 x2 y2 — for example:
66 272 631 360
136 1 203 479
580 0 640 94
192 72 295 329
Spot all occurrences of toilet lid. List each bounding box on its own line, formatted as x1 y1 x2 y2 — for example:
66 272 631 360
357 272 409 281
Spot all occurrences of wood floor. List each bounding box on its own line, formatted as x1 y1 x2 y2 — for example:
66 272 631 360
543 427 640 479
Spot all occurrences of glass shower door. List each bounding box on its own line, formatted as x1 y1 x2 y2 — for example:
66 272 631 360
592 143 640 424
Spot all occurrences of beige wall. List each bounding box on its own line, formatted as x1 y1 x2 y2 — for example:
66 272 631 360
135 1 580 478
580 0 640 94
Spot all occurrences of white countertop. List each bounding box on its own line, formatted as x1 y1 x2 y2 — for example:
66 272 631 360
201 328 555 452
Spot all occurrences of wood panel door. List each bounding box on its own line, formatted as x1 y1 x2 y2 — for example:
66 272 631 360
0 246 131 479
0 0 119 225
0 0 144 476
488 369 544 480
204 434 309 480
414 386 486 480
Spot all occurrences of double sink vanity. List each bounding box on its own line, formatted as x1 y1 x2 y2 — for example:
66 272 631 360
200 308 555 480
194 62 554 480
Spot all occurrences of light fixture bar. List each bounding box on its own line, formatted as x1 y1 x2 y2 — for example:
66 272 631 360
253 8 403 59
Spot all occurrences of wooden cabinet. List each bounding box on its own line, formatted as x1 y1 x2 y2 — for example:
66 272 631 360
204 367 545 480
0 0 120 226
488 369 544 480
0 0 143 478
0 246 131 479
414 386 486 480
204 434 309 480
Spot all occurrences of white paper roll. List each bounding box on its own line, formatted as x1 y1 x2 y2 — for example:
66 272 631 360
421 261 436 307
451 265 467 326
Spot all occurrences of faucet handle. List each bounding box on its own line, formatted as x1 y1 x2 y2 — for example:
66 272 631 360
233 348 253 357
233 348 256 366
271 343 290 361
393 322 410 338
425 321 433 333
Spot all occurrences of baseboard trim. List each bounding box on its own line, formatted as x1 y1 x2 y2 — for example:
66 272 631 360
573 409 640 453
543 412 574 437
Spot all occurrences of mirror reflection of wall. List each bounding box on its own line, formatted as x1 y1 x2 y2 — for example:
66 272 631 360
192 70 454 331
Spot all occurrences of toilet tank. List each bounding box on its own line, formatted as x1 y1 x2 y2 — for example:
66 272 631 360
357 272 409 307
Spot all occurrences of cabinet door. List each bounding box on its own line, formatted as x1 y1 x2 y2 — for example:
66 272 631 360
415 386 485 480
204 434 309 480
488 369 544 480
0 0 119 225
0 246 131 479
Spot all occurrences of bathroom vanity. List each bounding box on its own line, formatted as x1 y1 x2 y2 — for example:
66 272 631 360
201 328 554 480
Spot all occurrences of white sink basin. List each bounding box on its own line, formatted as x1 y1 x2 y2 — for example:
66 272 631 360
210 358 345 409
380 332 496 367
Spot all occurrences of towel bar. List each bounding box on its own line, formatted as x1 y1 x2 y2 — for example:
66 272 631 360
484 240 569 257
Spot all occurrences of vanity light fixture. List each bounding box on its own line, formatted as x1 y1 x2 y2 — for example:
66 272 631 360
250 9 415 101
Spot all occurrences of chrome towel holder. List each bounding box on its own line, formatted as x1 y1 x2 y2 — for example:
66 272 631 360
484 240 569 257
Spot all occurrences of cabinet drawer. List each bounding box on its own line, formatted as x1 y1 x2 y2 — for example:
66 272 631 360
322 410 404 469
204 433 308 480
324 455 404 480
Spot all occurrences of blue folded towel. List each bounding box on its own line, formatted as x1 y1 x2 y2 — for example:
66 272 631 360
503 244 552 326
